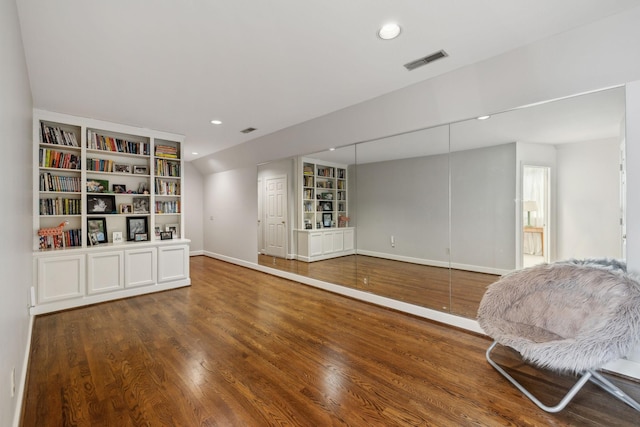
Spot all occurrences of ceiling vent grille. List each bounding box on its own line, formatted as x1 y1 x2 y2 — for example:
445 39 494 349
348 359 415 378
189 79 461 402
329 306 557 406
241 127 257 134
404 49 448 71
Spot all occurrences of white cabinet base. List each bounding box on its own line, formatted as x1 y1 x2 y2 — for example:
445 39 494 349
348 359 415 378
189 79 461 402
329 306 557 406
296 228 355 262
32 240 190 315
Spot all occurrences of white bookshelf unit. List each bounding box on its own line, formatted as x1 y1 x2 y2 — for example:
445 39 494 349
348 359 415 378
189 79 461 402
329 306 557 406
296 157 354 262
32 110 190 314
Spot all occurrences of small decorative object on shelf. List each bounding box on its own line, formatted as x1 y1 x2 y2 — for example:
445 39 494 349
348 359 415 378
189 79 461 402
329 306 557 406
112 231 123 244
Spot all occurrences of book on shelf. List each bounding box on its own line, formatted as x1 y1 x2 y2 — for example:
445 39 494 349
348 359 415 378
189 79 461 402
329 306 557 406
155 178 181 195
86 158 115 173
155 145 179 159
39 173 81 192
38 228 82 249
155 200 181 214
39 148 81 170
39 197 82 215
155 158 180 177
40 123 79 147
87 130 150 155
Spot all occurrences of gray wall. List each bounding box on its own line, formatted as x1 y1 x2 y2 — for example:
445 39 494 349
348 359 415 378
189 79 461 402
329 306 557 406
451 143 517 271
0 0 34 424
355 154 449 265
184 162 204 254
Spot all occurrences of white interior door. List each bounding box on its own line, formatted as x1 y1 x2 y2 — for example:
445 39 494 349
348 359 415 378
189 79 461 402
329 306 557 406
265 175 287 258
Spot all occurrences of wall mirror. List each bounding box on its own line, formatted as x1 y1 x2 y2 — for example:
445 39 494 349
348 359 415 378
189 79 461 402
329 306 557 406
257 85 626 320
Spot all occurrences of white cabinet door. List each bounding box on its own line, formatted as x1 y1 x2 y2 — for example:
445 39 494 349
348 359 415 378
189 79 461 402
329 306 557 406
332 230 344 252
322 232 334 254
125 247 157 288
309 232 323 256
87 251 124 295
343 229 354 251
36 254 85 303
158 245 189 283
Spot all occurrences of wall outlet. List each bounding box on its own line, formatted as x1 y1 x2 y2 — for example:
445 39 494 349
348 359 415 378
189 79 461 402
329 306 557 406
363 277 368 285
11 367 15 398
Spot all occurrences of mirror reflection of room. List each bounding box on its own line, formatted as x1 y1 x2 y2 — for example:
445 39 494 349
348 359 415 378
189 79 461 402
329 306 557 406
257 86 626 320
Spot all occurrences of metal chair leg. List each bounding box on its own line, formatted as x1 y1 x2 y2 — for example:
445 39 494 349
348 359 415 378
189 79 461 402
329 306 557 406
485 341 592 413
588 370 640 412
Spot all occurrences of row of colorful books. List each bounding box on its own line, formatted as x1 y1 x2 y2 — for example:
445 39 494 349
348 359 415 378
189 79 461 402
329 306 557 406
39 198 82 216
39 148 81 170
87 131 150 155
155 179 180 195
39 229 82 249
155 200 180 214
39 173 82 192
155 144 178 159
40 123 79 147
155 159 180 177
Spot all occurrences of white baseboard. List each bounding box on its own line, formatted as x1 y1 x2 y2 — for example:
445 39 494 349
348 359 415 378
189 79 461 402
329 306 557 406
356 250 511 275
202 251 640 380
190 250 204 256
13 315 34 427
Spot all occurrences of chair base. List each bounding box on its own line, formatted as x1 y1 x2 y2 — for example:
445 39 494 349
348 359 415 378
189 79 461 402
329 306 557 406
486 341 640 413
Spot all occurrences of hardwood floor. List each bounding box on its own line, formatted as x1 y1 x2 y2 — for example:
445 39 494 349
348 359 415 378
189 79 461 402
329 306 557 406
23 256 640 426
258 254 498 318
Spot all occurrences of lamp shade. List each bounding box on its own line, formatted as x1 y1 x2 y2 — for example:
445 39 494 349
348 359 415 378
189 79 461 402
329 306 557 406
523 200 538 212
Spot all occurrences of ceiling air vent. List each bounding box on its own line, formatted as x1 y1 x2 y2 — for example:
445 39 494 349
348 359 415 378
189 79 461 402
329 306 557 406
404 49 448 71
241 127 257 134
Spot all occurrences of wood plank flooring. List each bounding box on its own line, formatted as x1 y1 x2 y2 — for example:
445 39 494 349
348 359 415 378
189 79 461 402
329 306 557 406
22 256 640 426
258 254 497 318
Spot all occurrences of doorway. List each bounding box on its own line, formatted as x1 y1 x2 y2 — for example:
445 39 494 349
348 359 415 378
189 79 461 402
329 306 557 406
522 165 550 268
263 175 288 259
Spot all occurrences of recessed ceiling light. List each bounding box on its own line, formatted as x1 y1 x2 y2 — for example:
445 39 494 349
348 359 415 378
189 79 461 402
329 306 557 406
477 115 491 120
329 148 336 151
378 23 401 40
192 152 199 155
211 119 222 125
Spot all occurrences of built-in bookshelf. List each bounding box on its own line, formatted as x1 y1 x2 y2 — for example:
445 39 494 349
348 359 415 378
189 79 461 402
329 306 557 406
34 110 185 250
299 158 348 230
32 110 191 315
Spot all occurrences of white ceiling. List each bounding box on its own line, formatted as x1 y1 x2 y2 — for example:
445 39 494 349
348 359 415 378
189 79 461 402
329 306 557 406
16 0 640 161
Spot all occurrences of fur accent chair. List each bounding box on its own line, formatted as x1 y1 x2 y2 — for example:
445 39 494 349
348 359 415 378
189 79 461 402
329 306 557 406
477 258 640 412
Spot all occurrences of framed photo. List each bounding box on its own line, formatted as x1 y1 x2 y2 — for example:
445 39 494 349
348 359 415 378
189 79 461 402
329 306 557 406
160 231 173 240
86 179 109 193
134 233 148 242
87 195 116 214
321 201 333 211
87 217 107 244
112 184 126 193
133 165 149 175
154 226 161 237
112 231 123 244
114 163 131 174
133 197 149 213
165 223 179 238
322 213 332 228
119 203 132 214
126 216 148 241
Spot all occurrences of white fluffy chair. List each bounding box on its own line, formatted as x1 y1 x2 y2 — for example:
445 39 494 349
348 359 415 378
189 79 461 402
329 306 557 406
477 259 640 412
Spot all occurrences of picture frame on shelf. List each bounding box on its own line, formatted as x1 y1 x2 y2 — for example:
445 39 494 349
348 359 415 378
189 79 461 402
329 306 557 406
114 163 131 174
126 216 148 241
119 203 132 214
87 217 107 244
86 179 109 193
87 195 116 214
134 233 148 242
112 184 126 193
160 231 173 240
323 213 332 228
112 231 123 244
165 223 179 238
133 165 149 175
154 226 161 238
132 197 149 213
